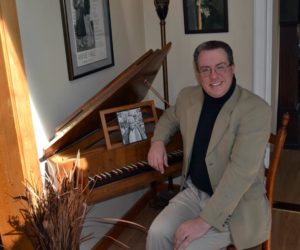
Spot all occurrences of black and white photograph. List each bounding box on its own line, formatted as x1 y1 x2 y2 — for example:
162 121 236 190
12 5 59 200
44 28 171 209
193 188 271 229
60 0 114 80
117 108 147 145
73 0 95 52
183 0 228 34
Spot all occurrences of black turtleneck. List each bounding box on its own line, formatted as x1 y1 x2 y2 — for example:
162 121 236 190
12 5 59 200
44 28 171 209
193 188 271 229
189 78 236 195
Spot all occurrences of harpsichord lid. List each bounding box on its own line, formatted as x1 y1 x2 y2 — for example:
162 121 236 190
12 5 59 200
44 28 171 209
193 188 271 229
43 43 171 159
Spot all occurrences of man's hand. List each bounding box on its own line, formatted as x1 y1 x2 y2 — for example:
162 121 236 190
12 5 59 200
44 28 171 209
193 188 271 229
173 217 211 250
147 140 168 174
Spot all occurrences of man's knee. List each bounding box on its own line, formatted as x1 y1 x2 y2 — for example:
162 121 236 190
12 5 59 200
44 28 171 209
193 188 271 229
148 217 173 241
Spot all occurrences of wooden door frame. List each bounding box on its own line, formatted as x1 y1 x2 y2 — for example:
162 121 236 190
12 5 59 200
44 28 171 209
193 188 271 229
0 0 41 248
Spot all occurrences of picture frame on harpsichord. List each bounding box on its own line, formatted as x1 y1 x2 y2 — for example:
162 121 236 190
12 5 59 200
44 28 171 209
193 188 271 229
42 42 183 206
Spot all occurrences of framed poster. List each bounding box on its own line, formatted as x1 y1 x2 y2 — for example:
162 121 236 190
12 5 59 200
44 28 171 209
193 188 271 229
183 0 228 34
60 0 114 80
117 108 147 145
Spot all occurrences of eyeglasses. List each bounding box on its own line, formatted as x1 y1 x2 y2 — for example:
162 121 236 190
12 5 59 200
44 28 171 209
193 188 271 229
198 63 232 77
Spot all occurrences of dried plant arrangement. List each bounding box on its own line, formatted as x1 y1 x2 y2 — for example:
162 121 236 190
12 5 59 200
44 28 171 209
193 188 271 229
5 152 147 250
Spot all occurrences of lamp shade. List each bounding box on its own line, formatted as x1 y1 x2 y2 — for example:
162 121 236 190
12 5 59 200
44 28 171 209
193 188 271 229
154 0 170 20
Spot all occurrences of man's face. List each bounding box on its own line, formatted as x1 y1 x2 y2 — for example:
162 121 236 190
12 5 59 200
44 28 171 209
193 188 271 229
196 48 235 98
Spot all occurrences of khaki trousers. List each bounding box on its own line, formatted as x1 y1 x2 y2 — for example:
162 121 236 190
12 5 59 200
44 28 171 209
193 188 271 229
146 180 232 250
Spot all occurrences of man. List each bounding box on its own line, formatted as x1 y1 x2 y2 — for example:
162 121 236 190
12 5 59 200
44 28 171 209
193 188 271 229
147 41 271 250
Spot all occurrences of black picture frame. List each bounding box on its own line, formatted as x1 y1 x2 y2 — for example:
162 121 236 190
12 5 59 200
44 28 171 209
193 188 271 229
60 0 114 80
183 0 228 34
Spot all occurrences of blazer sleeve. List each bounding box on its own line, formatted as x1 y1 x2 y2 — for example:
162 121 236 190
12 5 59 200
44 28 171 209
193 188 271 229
200 99 272 231
151 91 184 144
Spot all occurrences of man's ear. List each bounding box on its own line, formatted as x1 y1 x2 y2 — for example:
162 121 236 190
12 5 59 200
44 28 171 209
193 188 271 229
193 64 200 80
231 64 236 73
194 67 201 84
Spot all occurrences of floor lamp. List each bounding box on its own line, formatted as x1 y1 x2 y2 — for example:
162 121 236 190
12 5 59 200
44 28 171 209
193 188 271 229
153 0 178 207
154 0 170 109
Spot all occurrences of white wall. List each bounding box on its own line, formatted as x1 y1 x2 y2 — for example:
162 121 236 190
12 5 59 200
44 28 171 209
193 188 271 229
143 0 254 106
16 0 146 141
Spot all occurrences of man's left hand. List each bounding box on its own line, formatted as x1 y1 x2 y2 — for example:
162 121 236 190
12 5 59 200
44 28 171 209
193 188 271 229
173 217 211 250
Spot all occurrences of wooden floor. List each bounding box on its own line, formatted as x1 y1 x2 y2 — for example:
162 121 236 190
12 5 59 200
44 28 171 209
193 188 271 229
107 202 161 250
272 209 300 250
271 149 300 250
104 149 300 250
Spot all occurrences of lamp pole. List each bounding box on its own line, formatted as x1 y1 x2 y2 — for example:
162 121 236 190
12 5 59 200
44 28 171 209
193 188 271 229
154 0 170 109
154 1 177 202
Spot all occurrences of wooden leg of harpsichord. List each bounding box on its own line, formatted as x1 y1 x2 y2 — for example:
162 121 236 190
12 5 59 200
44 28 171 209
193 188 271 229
149 179 179 209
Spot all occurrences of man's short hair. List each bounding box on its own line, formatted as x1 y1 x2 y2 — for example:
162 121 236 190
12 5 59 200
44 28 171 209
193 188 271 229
193 40 234 71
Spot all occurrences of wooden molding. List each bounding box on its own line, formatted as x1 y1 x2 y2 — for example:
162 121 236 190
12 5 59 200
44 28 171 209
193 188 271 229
0 0 41 248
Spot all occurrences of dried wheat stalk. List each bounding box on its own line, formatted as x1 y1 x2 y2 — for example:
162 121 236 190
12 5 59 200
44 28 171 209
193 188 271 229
7 152 147 249
8 162 90 250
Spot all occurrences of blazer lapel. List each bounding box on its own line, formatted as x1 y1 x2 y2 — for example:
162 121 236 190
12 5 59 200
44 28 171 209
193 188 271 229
185 88 204 163
207 86 241 155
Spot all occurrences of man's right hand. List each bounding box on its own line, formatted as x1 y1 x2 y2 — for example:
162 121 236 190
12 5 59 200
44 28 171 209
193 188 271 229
147 140 168 174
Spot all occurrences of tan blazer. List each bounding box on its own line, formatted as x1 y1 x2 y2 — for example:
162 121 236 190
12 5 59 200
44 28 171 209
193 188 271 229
152 84 272 250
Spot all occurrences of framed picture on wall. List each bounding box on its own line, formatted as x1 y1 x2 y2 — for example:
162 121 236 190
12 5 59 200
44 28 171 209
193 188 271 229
183 0 228 34
60 0 114 80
